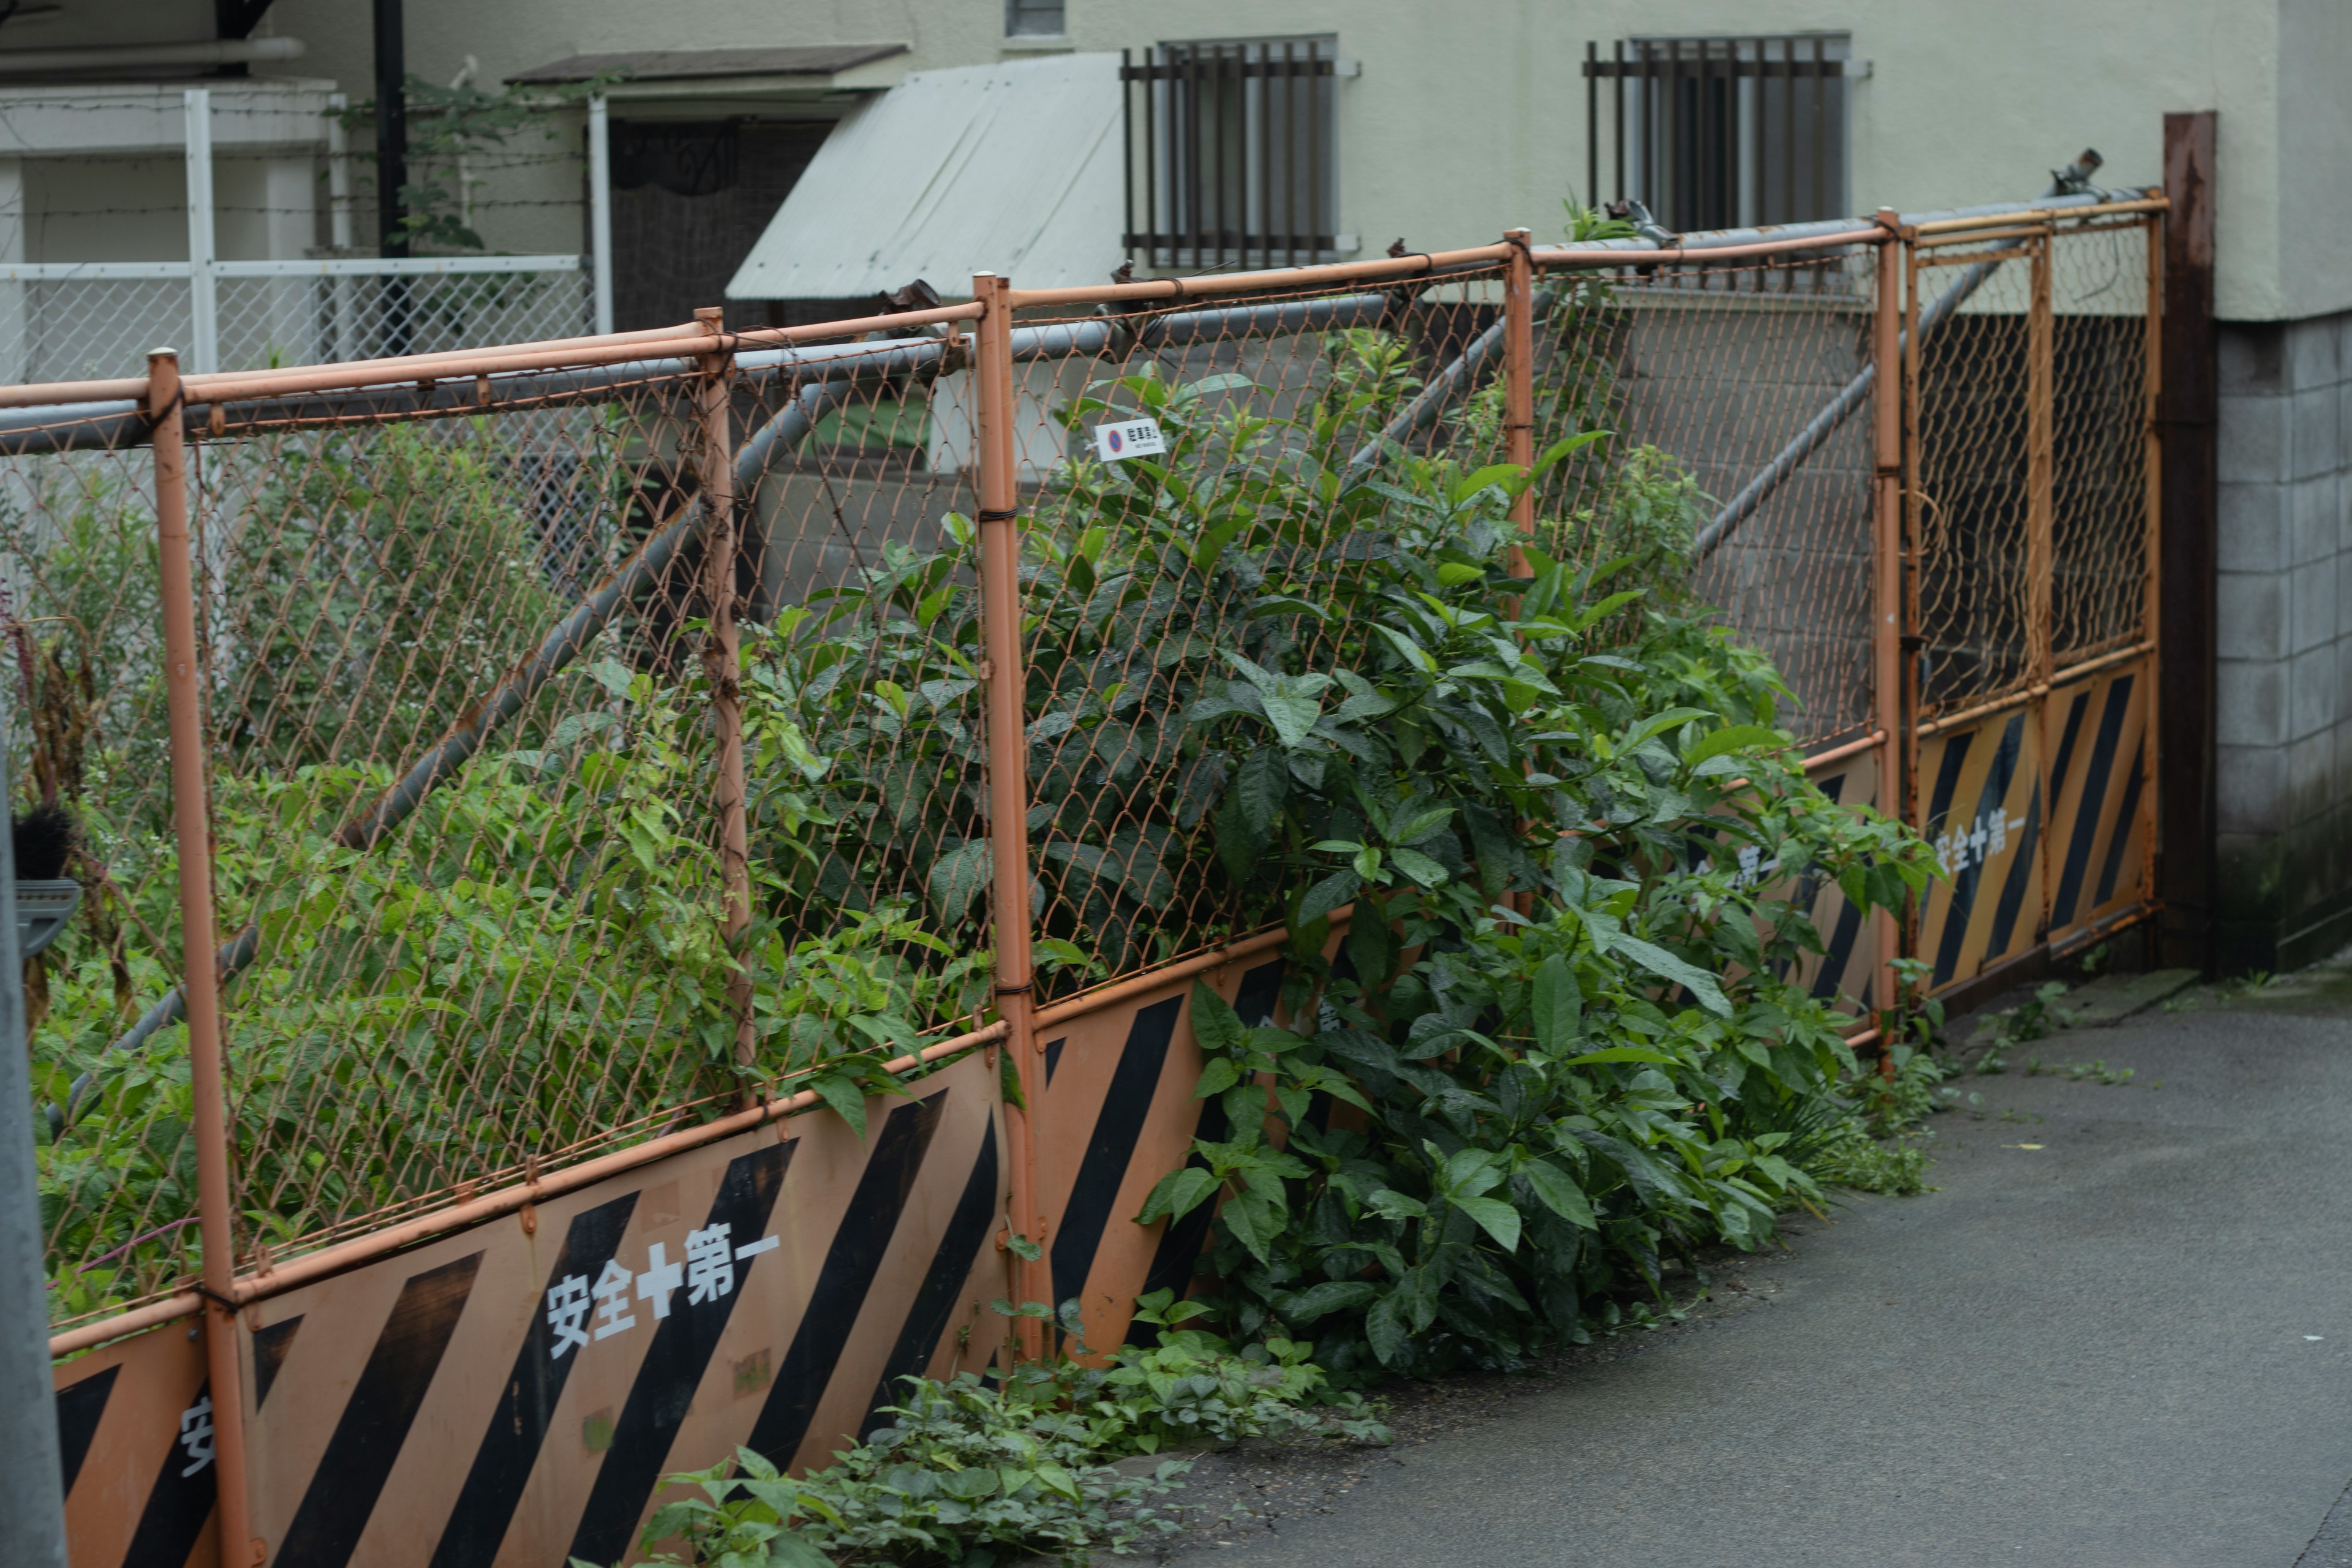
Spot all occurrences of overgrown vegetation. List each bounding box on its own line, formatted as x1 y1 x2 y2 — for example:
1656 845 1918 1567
20 256 1939 1355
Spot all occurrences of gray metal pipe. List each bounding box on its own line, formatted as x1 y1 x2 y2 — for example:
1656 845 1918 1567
1341 287 1560 483
1694 167 2141 560
0 691 69 1565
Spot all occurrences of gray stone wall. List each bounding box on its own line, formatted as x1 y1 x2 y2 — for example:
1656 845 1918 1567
2215 307 2352 970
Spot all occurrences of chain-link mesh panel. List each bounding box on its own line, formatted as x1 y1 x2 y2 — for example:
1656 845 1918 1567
2049 221 2154 665
214 270 594 374
0 420 204 1322
28 319 995 1321
0 277 192 385
1910 242 2037 715
0 271 593 385
731 328 993 1014
1534 250 1880 745
1004 270 1515 993
195 375 734 1269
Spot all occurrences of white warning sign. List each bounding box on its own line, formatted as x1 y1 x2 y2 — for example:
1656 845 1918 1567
1091 417 1167 462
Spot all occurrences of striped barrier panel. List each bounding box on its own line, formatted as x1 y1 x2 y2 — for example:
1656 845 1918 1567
48 943 1324 1567
54 1049 1006 1568
1913 652 2154 992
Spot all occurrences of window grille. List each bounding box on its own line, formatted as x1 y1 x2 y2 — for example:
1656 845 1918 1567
1121 37 1336 270
1583 35 1855 232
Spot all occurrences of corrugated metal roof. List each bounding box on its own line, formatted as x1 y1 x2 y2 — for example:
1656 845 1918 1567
508 45 905 85
726 53 1123 301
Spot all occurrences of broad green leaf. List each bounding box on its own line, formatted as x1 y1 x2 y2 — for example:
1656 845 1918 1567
766 1532 836 1568
925 838 992 914
1297 869 1361 924
1611 935 1733 1019
811 1071 869 1140
1192 1057 1242 1099
1191 981 1249 1055
1220 1189 1285 1265
1531 953 1582 1054
1139 1168 1219 1226
1387 848 1449 889
1259 688 1324 749
1234 745 1289 837
1451 1194 1522 1252
1517 1161 1597 1229
1365 1291 1413 1365
1559 1046 1680 1066
1683 723 1784 767
1282 1280 1378 1321
1619 706 1714 751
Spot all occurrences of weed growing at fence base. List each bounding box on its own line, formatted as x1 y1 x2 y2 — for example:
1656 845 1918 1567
589 1303 1379 1567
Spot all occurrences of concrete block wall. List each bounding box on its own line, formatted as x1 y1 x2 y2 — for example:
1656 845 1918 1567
2215 307 2352 971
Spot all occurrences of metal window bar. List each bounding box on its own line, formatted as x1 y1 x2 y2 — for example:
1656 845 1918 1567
1121 40 1336 268
1583 35 1853 233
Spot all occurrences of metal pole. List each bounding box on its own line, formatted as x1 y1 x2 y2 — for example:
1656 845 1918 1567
1869 213 1905 1017
1502 228 1535 560
588 96 614 335
2136 212 2165 923
372 0 407 256
971 271 1046 1359
1900 233 1924 838
2026 233 2054 689
182 89 217 376
0 689 64 1566
325 92 353 251
151 349 255 1568
372 0 410 357
2157 111 2217 971
695 309 753 1080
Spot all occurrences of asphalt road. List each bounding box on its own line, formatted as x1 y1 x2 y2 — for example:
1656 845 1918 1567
1163 977 2352 1567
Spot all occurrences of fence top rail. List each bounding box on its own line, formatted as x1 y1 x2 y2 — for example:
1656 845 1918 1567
1908 194 2168 235
0 254 587 283
212 254 586 278
0 186 2159 429
1000 242 1517 309
0 300 985 415
1530 225 1889 270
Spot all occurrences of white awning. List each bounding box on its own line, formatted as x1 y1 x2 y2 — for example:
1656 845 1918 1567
725 52 1124 301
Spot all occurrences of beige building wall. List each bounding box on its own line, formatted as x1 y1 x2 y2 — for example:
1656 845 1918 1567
263 0 2335 320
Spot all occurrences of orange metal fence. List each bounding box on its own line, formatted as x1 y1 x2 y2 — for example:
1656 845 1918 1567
13 189 2162 1567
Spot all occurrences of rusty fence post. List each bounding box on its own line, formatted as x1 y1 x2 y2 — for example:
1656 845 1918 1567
695 308 755 1077
1870 214 1907 1017
971 272 1047 1360
1503 227 1536 561
150 349 257 1568
2136 210 2165 938
2026 233 2055 693
2157 111 2218 971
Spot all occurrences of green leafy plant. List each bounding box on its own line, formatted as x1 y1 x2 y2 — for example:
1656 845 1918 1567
1972 979 2071 1069
1109 401 1931 1376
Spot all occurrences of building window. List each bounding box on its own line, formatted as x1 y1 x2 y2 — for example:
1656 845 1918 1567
1582 34 1854 232
1122 36 1337 270
1007 0 1065 38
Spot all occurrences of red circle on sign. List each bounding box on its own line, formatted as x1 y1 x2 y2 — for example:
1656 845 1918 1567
1107 429 1123 453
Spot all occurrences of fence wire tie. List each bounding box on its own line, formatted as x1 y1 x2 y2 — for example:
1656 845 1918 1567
140 382 186 429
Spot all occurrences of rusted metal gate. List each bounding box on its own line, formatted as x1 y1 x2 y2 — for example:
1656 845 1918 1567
1902 206 2164 992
